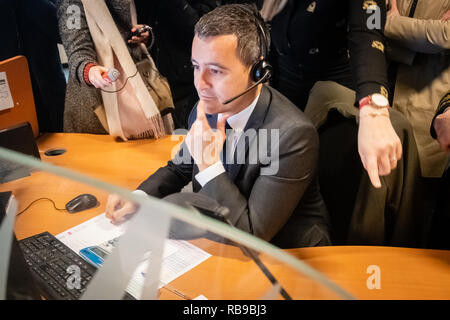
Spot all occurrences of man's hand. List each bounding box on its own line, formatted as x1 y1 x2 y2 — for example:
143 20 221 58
105 194 138 224
128 24 150 44
88 65 112 89
358 105 402 188
434 108 450 152
185 101 228 172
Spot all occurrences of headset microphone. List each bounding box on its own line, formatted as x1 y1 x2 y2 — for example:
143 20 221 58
222 70 270 105
102 68 120 82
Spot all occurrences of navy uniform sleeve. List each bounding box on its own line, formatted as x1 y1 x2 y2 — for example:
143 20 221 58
347 0 390 104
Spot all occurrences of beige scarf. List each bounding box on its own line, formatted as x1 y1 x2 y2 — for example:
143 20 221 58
81 0 172 140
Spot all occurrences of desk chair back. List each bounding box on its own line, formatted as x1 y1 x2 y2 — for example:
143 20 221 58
0 56 39 137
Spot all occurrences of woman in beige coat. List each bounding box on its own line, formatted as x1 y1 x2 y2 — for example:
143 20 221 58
385 0 450 178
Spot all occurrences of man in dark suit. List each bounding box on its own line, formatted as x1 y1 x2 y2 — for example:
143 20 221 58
105 4 330 248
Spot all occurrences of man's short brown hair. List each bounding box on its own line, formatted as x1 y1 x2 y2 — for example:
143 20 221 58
194 4 270 67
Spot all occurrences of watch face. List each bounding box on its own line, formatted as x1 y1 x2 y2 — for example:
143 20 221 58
372 94 389 108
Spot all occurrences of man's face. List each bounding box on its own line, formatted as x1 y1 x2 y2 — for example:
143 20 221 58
191 34 254 116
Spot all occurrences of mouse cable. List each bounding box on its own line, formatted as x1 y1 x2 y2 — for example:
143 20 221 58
16 198 66 216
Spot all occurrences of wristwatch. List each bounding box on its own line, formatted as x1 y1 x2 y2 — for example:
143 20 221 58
359 93 389 110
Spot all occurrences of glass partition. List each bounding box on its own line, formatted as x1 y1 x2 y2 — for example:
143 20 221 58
0 145 355 300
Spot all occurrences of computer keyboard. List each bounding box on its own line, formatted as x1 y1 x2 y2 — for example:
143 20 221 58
19 231 97 300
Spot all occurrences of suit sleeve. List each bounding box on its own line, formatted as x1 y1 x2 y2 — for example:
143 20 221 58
347 0 390 103
136 141 194 198
199 123 320 242
137 103 199 197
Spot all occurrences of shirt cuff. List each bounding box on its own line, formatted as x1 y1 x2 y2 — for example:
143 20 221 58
195 161 226 187
133 189 148 197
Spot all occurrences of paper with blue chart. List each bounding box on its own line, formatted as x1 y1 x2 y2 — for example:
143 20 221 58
56 213 211 299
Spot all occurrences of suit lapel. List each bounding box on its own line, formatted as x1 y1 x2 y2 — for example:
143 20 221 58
227 86 272 181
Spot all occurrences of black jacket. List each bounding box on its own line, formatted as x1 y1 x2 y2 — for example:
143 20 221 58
270 0 390 103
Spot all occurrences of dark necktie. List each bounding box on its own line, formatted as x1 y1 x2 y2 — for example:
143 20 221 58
222 121 233 175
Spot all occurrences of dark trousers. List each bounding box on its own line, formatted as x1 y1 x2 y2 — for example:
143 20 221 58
319 110 426 247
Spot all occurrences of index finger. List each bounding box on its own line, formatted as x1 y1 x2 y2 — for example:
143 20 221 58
366 156 382 188
105 194 120 219
111 201 135 224
196 100 207 122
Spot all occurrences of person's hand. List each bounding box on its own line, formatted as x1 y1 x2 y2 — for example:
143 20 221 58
434 108 450 151
387 0 400 17
441 10 450 21
88 65 112 89
128 24 150 44
105 194 138 224
358 105 402 188
184 101 228 172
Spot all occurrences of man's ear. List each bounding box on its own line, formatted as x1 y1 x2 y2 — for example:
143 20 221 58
246 65 255 85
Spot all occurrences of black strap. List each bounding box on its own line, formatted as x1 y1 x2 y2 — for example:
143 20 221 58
408 0 419 18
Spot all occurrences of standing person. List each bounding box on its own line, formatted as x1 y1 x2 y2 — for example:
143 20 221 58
105 4 331 248
260 0 425 246
384 0 450 178
265 0 400 189
57 0 172 137
384 0 450 246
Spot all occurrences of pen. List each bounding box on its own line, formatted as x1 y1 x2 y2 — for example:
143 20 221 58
141 272 192 300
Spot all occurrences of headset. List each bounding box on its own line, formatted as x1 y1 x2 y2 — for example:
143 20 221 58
222 5 273 105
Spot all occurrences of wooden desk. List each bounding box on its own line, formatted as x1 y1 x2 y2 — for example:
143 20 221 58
4 133 182 239
1 133 449 300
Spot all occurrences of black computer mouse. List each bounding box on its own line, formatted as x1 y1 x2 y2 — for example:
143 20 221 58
65 194 98 213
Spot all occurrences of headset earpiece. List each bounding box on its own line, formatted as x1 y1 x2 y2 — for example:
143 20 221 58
250 59 273 83
221 5 273 105
250 9 272 83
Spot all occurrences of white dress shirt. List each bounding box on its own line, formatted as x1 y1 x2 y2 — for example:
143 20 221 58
195 93 260 187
